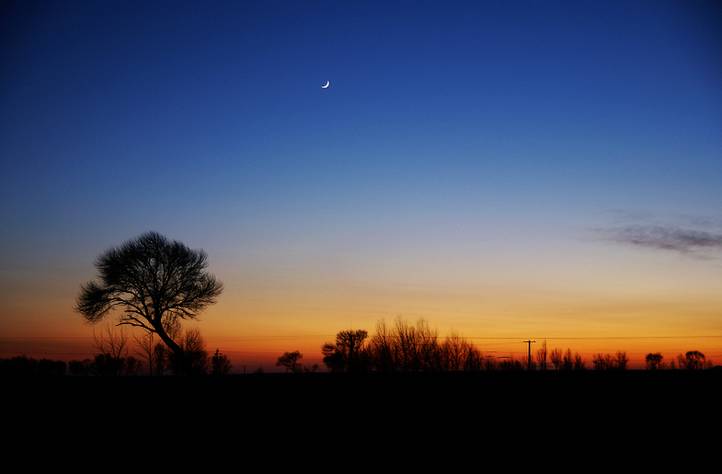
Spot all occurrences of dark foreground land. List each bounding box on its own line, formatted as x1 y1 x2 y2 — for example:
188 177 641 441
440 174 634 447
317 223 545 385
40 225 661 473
4 371 722 459
6 370 721 424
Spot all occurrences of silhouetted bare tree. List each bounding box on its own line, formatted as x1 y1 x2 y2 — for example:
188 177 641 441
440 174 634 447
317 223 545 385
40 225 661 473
277 351 303 373
645 353 664 370
93 326 128 376
91 326 143 375
592 352 628 371
440 333 482 371
402 319 441 371
76 232 222 373
368 320 395 372
365 318 487 372
593 353 613 370
546 348 584 371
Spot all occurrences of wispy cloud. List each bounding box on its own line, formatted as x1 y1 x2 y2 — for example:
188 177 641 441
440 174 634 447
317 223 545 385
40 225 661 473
602 225 722 254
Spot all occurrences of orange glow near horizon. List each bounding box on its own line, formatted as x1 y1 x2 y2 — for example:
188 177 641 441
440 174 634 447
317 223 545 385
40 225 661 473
2 232 722 370
2 258 721 370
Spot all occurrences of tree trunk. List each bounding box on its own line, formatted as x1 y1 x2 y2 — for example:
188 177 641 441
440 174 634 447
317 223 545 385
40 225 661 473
152 321 187 374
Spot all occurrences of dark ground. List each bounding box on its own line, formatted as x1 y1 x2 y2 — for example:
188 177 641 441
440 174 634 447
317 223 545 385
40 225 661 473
4 371 721 460
6 370 721 420
8 361 712 454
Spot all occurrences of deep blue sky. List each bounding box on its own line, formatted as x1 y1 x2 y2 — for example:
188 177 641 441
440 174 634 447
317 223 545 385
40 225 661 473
1 1 722 342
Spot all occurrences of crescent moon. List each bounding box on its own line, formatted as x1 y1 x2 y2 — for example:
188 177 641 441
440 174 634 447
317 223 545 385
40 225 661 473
321 81 330 89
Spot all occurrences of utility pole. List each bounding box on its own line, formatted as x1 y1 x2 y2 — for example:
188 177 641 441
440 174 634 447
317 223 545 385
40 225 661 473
523 339 536 370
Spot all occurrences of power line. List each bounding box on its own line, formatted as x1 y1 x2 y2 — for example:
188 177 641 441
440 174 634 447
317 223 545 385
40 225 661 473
3 334 722 342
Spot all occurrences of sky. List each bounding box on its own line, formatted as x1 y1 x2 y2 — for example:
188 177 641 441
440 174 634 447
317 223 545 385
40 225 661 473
1 0 721 369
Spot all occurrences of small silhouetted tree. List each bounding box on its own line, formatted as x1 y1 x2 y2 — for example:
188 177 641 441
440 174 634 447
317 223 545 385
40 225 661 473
573 353 586 370
441 333 482 371
680 350 705 370
593 353 613 370
615 352 629 370
550 348 563 370
441 333 466 371
645 353 664 370
593 352 628 371
546 348 583 371
562 349 574 371
368 320 395 372
277 351 303 373
211 349 232 375
76 232 223 374
322 329 369 372
462 344 483 371
536 340 548 371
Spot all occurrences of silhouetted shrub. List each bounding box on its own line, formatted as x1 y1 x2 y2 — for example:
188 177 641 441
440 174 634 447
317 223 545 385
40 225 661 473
92 353 125 376
68 359 92 376
38 358 66 376
498 358 524 371
211 349 232 375
0 355 35 375
124 356 142 375
0 356 65 375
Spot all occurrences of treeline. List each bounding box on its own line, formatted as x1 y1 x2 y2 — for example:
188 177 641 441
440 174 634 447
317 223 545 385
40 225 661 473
2 320 717 376
0 326 233 376
278 319 717 373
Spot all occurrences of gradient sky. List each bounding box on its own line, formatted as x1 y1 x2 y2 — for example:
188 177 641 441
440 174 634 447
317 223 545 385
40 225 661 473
2 0 722 368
